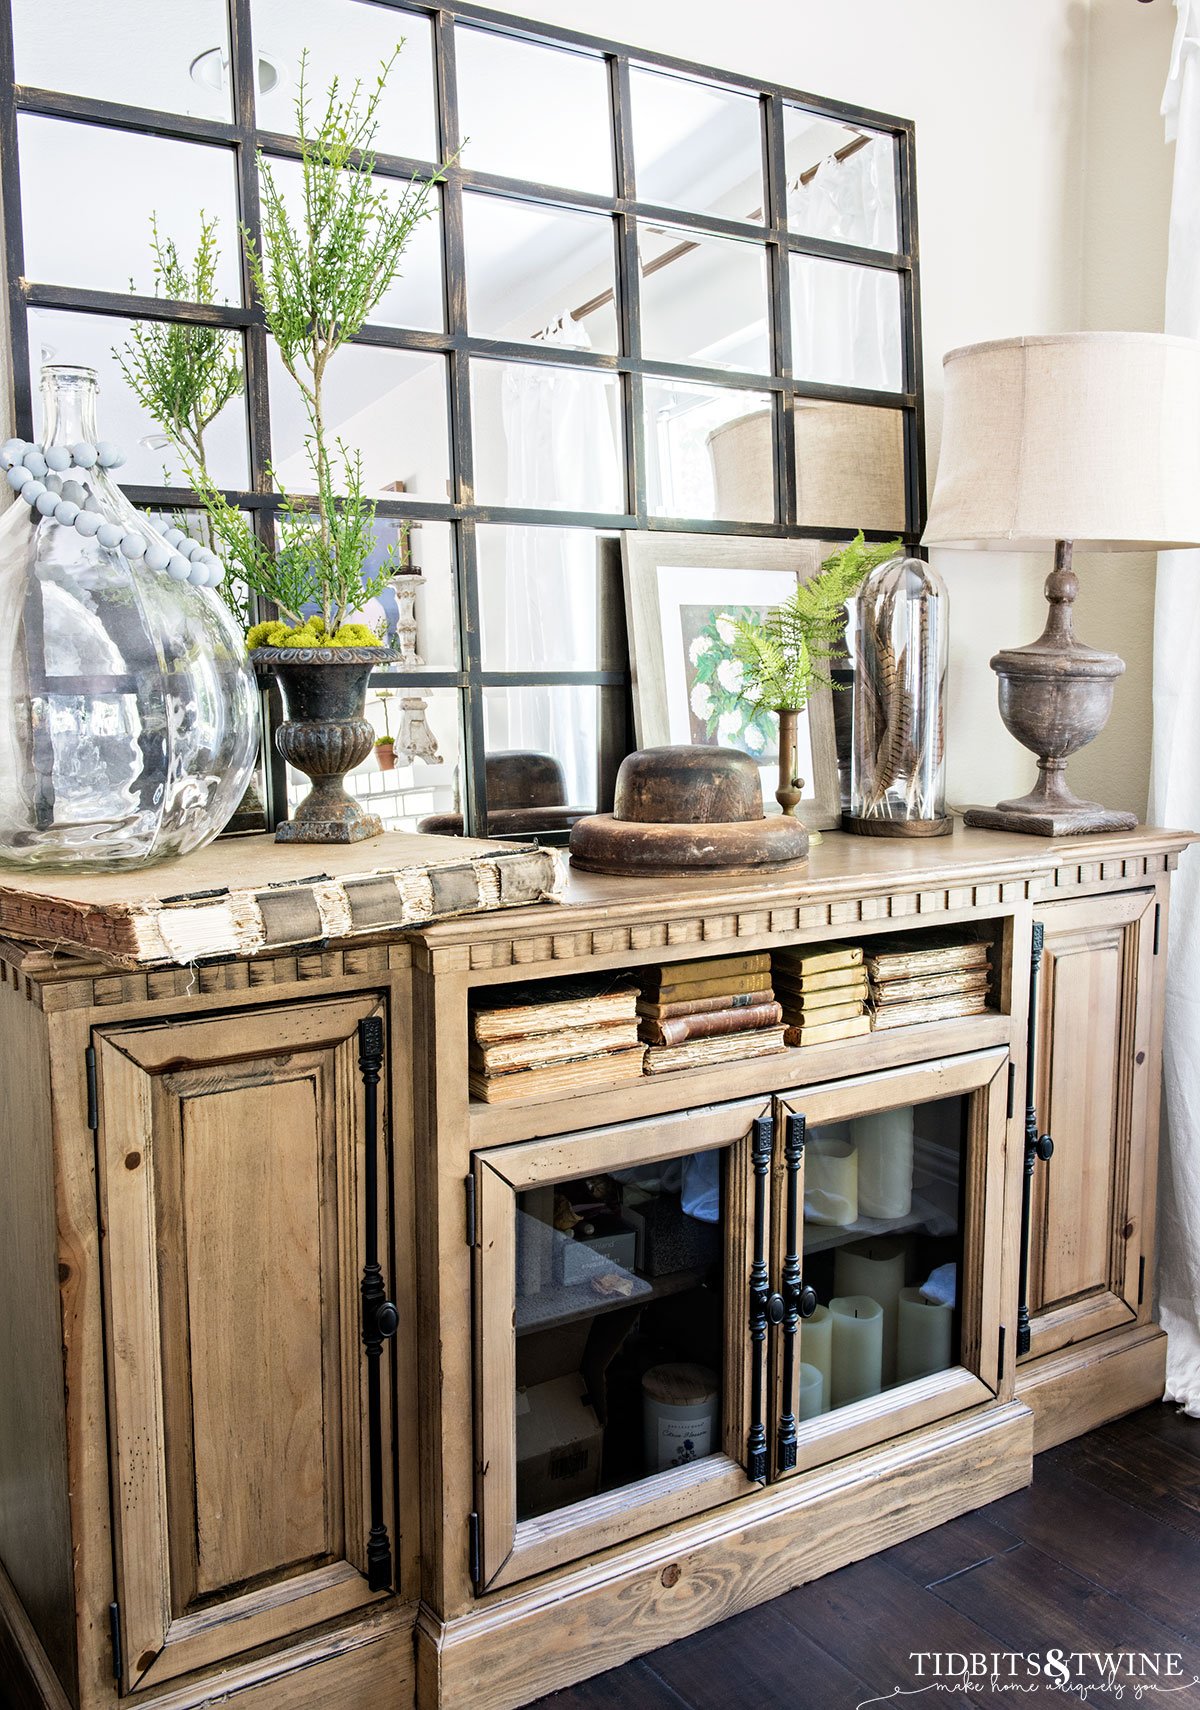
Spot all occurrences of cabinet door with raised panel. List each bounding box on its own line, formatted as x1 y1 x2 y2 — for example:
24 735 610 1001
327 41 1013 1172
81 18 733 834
1025 891 1158 1359
93 994 398 1694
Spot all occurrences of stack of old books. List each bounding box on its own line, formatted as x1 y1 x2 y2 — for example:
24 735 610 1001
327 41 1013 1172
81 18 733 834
867 930 993 1029
469 977 643 1102
772 942 872 1046
638 952 786 1075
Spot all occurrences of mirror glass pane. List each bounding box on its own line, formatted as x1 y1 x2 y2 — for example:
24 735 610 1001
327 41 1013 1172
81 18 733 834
790 257 904 393
639 226 770 374
370 518 459 669
252 1 438 163
800 1096 965 1419
509 1143 728 1519
455 27 613 195
629 66 763 222
478 526 623 671
287 685 462 833
12 0 234 121
464 194 617 354
783 110 899 252
268 342 451 500
794 400 906 532
19 117 242 302
644 380 775 522
471 359 625 514
27 308 250 490
483 684 601 826
263 157 445 332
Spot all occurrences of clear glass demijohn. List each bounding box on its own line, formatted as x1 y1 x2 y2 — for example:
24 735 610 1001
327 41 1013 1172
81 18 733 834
849 554 949 832
0 365 258 867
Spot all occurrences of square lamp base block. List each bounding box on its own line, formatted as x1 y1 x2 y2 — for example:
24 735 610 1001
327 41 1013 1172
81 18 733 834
964 801 1137 837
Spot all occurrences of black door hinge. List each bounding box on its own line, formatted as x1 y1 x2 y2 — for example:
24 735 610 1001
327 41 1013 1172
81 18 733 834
997 1325 1006 1388
1153 903 1162 955
85 1044 98 1133
1138 1255 1147 1306
1006 1061 1016 1120
465 1174 476 1247
468 1511 481 1587
108 1600 122 1686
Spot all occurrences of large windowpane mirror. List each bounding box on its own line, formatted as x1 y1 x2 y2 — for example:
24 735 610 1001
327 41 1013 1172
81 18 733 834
0 4 922 840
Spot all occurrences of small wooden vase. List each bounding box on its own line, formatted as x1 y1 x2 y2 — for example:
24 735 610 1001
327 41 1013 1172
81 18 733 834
776 707 821 846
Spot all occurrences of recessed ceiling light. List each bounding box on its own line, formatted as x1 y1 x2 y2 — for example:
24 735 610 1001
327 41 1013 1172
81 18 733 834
189 47 284 97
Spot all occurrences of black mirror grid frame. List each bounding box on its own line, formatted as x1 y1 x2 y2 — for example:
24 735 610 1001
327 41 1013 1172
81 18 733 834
0 0 925 839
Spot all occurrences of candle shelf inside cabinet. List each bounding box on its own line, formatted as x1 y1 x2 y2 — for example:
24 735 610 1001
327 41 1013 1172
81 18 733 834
801 1191 950 1256
515 1265 707 1335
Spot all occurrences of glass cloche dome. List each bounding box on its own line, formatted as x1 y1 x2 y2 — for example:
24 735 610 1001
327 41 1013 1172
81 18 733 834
0 365 258 867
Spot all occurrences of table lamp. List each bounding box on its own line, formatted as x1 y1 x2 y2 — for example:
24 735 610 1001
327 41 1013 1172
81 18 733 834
922 332 1200 834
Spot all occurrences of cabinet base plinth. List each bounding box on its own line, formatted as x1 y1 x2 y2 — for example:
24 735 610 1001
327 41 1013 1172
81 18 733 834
418 1401 1034 1710
1017 1321 1167 1453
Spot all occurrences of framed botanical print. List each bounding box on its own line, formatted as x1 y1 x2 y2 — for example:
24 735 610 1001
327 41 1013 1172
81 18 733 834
621 532 842 829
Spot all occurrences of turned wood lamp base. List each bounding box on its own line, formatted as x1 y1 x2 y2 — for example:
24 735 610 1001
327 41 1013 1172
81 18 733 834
966 540 1135 838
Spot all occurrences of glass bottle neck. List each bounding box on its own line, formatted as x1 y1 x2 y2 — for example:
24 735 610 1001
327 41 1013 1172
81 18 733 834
39 366 101 448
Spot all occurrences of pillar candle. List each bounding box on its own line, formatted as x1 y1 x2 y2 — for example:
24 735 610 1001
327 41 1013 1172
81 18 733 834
798 1361 825 1420
896 1286 954 1383
804 1137 858 1226
852 1106 914 1218
800 1304 832 1405
829 1295 884 1408
834 1236 907 1384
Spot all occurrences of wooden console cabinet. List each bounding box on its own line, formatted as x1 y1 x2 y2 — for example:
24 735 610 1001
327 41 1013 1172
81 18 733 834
0 825 1186 1710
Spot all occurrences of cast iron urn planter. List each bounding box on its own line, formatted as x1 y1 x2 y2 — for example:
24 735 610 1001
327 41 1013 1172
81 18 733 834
252 646 399 844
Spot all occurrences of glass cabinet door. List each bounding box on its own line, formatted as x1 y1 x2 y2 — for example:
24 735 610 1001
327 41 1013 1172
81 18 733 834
472 1101 765 1590
771 1048 1010 1479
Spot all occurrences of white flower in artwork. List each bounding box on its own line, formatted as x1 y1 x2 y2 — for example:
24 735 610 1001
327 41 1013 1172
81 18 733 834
690 682 714 719
742 678 764 704
743 723 766 753
714 614 737 645
717 709 743 742
716 657 744 693
689 635 713 665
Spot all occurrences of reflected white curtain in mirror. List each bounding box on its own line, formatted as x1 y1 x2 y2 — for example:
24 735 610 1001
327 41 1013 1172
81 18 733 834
788 144 903 392
494 321 620 801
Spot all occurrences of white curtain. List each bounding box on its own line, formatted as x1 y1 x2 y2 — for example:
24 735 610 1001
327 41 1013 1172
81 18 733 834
1153 0 1200 1415
497 320 620 805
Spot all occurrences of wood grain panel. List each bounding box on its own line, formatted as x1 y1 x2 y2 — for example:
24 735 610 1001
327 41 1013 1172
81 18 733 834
95 994 393 1692
182 1076 331 1595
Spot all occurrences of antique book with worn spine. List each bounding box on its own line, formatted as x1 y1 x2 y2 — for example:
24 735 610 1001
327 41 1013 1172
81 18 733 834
865 931 991 981
0 832 563 968
471 1020 641 1075
777 997 868 1027
638 1000 784 1048
472 977 639 1043
871 992 992 1030
772 940 864 976
772 969 870 1003
644 968 776 1003
871 968 992 1003
641 1026 787 1075
783 1014 873 1047
469 1047 646 1103
636 987 774 1021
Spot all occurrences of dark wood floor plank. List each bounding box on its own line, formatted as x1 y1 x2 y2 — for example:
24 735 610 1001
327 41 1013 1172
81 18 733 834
641 1598 880 1710
931 1541 1200 1702
773 1553 1030 1709
882 1505 1021 1587
1116 1401 1200 1464
993 1466 1200 1641
1054 1423 1200 1541
534 1658 692 1709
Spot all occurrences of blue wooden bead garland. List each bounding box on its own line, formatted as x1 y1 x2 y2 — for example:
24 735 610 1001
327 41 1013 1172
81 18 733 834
0 438 225 587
